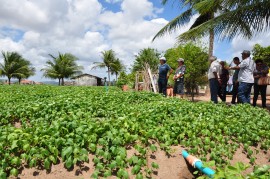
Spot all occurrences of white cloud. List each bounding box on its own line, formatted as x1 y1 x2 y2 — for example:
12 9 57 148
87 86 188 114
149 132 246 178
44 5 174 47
105 0 122 3
2 0 268 83
231 31 270 59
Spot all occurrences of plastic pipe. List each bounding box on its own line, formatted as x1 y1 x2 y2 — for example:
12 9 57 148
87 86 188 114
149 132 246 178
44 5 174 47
182 150 215 178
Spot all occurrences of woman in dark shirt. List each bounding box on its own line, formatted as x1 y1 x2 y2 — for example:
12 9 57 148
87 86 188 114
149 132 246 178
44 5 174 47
253 59 269 108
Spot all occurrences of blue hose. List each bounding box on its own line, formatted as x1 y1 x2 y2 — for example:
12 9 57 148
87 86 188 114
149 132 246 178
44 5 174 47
182 150 215 178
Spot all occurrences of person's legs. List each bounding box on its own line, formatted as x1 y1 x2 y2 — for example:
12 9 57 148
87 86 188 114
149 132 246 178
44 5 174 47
158 79 162 94
238 82 249 103
221 84 227 102
179 82 184 98
209 79 218 103
253 83 259 106
231 82 238 104
260 85 267 108
245 83 253 104
162 79 168 96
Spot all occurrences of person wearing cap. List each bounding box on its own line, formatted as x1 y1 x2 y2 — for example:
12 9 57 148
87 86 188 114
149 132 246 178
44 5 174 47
173 58 186 98
158 57 173 96
229 50 255 104
208 56 222 103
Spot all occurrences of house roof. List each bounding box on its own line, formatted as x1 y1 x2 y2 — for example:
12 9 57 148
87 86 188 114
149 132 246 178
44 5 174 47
71 73 103 79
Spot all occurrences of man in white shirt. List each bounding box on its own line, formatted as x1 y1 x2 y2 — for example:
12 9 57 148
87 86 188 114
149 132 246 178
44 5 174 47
208 56 221 103
229 50 255 103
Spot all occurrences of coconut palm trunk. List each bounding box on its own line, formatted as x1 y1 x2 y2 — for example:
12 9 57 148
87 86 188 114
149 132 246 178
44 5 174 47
208 29 214 57
8 77 11 85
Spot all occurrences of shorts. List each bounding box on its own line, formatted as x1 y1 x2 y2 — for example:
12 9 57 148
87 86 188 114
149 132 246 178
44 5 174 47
174 81 184 95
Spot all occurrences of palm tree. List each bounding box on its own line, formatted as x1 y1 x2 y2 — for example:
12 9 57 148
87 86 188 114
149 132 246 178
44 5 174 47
14 59 36 84
0 51 35 85
41 53 83 85
92 50 117 85
132 48 160 72
111 58 125 81
154 0 270 52
153 0 223 57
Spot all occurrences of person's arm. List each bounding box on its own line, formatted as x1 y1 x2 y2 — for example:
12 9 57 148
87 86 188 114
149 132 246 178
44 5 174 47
167 68 173 79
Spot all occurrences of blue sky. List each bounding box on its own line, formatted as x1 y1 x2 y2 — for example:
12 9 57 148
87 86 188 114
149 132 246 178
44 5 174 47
0 0 269 82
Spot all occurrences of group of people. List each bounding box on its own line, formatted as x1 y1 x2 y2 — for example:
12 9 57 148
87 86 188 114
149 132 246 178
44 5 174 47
157 50 269 108
157 57 186 98
208 50 269 108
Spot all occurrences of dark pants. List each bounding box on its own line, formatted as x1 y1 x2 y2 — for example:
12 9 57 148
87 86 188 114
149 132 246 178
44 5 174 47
231 82 239 104
253 84 267 108
238 82 253 104
218 84 227 102
158 78 167 96
209 78 219 103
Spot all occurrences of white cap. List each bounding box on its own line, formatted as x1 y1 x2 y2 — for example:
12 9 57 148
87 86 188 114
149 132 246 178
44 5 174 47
177 58 184 62
159 57 166 61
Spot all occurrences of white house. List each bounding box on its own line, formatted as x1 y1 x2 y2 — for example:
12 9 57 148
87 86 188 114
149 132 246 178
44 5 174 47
71 74 102 86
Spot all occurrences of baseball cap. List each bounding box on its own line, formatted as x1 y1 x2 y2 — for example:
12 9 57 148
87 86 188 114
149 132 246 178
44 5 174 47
177 58 184 62
159 57 166 61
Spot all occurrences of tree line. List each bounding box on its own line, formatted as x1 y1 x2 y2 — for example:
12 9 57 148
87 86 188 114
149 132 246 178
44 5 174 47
0 50 125 86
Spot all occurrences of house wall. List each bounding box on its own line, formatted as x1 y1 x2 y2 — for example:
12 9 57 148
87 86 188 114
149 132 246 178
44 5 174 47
74 76 97 86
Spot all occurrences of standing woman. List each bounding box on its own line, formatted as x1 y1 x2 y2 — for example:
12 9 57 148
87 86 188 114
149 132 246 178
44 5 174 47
173 58 186 98
158 57 173 96
231 57 240 104
253 59 269 108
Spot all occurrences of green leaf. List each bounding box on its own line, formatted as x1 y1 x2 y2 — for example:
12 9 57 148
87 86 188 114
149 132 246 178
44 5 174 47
61 146 73 160
10 168 19 177
151 162 159 169
150 144 157 152
44 158 51 170
65 156 73 169
104 170 112 177
49 155 57 164
89 143 96 153
29 158 37 168
132 165 141 174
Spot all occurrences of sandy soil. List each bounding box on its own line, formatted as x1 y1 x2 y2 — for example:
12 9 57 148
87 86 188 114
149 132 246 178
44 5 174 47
16 144 270 179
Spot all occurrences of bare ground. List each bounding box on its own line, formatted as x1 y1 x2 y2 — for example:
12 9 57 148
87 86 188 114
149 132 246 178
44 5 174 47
17 145 270 179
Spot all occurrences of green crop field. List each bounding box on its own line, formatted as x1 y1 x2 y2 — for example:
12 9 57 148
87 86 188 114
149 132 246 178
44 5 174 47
0 85 270 178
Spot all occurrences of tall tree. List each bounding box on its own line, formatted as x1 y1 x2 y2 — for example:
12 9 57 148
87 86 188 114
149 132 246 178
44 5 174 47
165 43 209 101
153 0 221 56
0 51 35 85
92 50 117 85
154 0 270 49
41 53 83 85
132 48 160 72
111 58 125 81
252 44 270 67
14 59 35 84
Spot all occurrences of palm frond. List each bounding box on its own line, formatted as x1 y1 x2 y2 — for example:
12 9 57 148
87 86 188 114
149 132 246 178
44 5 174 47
152 8 194 41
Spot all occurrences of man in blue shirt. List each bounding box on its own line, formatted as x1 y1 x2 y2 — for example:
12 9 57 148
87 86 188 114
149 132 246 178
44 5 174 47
158 57 173 96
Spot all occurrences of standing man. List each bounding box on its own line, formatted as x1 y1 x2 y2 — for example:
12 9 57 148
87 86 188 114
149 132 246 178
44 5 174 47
229 50 255 104
208 56 221 103
173 58 186 98
231 57 240 104
218 61 229 102
158 57 173 96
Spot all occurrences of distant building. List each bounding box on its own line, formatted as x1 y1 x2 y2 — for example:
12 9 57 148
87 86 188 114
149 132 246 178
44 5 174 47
71 74 102 86
21 79 35 85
